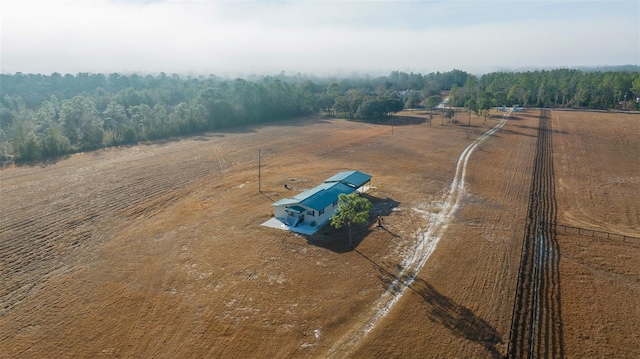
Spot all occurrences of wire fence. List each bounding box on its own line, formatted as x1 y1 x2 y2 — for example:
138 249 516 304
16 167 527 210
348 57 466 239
546 222 640 242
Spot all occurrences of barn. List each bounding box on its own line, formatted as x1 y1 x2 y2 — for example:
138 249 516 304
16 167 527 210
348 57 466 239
268 171 371 234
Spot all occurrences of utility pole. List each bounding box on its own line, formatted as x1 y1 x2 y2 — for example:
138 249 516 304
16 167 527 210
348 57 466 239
258 148 262 192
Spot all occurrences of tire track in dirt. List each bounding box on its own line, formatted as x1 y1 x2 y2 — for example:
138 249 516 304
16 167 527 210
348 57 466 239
326 110 511 358
507 109 564 358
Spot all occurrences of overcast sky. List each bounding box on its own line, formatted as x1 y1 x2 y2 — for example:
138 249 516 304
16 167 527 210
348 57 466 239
2 0 639 76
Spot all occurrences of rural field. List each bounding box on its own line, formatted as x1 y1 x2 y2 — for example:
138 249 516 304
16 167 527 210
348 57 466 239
1 109 638 358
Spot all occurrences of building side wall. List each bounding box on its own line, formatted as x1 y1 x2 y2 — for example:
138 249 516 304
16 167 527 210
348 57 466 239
273 206 288 219
275 202 339 227
301 202 338 227
357 181 371 193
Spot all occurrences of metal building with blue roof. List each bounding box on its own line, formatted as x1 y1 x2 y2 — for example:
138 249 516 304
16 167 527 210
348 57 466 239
269 170 371 234
323 170 372 189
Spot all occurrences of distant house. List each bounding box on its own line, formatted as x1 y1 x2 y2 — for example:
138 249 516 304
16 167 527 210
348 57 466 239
271 171 371 233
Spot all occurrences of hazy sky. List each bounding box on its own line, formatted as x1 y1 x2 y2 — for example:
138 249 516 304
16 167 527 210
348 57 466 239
2 0 639 76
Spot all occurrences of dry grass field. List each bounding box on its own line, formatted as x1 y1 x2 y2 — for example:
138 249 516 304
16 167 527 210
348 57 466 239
1 109 638 358
552 111 640 358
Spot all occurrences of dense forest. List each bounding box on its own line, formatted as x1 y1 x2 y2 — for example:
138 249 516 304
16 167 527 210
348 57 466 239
1 68 639 163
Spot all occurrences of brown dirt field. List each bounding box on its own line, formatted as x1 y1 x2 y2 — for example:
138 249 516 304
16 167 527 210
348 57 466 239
352 110 640 358
558 232 640 358
1 109 638 358
553 111 640 235
0 111 490 358
352 110 540 358
551 110 640 358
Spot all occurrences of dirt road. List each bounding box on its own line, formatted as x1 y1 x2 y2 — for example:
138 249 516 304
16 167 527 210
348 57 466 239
326 110 511 357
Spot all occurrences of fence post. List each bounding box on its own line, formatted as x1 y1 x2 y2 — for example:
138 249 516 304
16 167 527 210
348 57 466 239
555 223 639 242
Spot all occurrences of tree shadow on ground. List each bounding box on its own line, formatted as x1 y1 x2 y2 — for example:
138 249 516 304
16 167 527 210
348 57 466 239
354 249 504 358
506 114 526 121
257 115 334 127
387 115 428 126
137 116 333 148
512 123 568 135
489 128 537 138
508 112 539 121
407 278 505 358
355 115 427 126
13 155 71 168
307 195 400 253
361 193 400 217
135 132 226 148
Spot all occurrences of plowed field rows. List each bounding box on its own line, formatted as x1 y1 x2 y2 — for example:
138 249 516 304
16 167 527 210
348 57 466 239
1 138 232 316
0 114 489 358
507 109 562 359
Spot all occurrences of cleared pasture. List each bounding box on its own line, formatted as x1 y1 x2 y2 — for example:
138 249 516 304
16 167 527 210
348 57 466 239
0 110 638 358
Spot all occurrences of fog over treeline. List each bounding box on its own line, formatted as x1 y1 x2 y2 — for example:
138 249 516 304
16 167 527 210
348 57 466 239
4 1 638 76
1 67 639 163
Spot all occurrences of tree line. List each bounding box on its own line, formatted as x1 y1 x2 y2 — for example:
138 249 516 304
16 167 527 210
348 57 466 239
449 68 640 110
0 70 469 162
1 75 318 161
1 67 638 163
